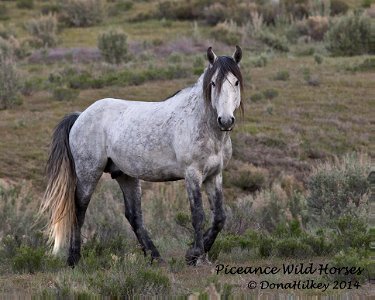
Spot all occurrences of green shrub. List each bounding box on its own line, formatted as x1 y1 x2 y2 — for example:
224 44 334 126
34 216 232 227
204 3 227 26
12 246 62 273
262 88 279 99
51 86 79 101
251 53 268 67
25 13 58 48
362 0 375 8
88 255 170 296
328 248 371 282
307 153 370 222
157 0 201 20
273 70 290 81
61 0 106 27
325 12 373 56
347 57 375 72
0 53 21 110
98 30 128 64
301 229 334 256
231 165 268 192
108 0 133 16
251 92 264 102
330 0 349 16
274 237 314 258
331 215 370 250
17 0 34 9
258 235 274 257
0 4 10 21
314 54 323 64
211 21 242 45
258 30 289 52
41 3 61 15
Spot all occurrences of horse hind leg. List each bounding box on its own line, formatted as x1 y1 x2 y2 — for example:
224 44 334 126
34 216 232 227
67 166 103 267
115 173 161 262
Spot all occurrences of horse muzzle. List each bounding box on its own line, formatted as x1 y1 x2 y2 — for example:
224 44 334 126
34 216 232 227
218 116 235 131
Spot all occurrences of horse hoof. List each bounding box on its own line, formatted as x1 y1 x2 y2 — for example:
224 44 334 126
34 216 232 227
196 254 212 266
185 247 203 266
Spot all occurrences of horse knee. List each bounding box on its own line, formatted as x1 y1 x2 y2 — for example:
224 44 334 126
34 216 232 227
215 211 226 230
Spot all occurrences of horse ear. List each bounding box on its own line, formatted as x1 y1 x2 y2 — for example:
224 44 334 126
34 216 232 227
233 45 242 64
207 47 217 65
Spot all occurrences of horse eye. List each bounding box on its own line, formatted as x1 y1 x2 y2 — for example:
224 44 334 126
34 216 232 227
235 80 239 86
211 81 216 87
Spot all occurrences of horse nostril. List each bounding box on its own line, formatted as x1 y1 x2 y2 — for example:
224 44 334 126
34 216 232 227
218 117 223 125
231 117 235 125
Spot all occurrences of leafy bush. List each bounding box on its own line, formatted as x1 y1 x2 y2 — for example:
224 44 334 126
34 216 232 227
273 70 290 81
61 0 106 27
347 57 375 72
230 164 268 192
41 3 61 15
157 0 201 20
330 0 349 16
262 88 279 99
251 92 264 102
25 13 58 48
0 53 21 110
307 153 370 222
274 237 314 258
17 0 34 9
325 12 373 56
258 30 289 52
331 215 370 250
0 4 10 21
328 248 371 282
12 246 62 273
204 3 227 26
211 21 242 45
98 30 128 64
51 86 79 101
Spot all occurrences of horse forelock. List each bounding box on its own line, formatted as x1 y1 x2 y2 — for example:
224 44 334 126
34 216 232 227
202 56 244 114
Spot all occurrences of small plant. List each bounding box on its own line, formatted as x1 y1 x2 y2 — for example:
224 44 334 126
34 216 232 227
0 54 21 110
17 0 34 9
98 30 128 64
25 14 58 48
61 0 106 27
211 20 242 45
251 53 268 68
0 4 9 21
362 0 375 8
273 70 290 81
330 0 349 15
51 86 79 101
262 88 279 100
258 30 289 52
251 92 263 102
325 12 372 56
231 164 268 192
314 54 323 64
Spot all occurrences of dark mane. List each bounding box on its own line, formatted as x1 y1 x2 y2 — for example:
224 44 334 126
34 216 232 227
203 56 244 115
164 89 182 101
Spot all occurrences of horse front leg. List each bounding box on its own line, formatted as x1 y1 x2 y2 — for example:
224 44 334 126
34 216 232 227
203 173 226 254
185 169 205 266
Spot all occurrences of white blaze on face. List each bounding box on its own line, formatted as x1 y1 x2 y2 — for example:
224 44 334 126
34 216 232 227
211 72 241 130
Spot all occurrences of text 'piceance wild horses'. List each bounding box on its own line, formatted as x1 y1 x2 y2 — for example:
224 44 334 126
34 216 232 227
41 46 244 267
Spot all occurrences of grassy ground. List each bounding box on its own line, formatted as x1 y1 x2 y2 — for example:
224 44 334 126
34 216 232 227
0 0 373 297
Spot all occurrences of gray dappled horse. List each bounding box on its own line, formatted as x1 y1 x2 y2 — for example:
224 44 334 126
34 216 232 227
41 46 244 266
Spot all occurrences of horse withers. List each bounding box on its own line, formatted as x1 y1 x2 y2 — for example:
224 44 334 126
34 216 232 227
41 46 244 266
